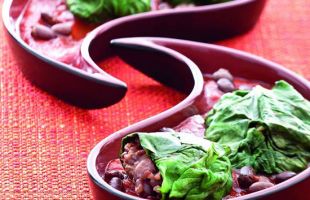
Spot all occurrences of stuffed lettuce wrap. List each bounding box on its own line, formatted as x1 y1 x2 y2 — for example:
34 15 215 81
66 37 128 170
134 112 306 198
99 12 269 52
120 132 232 200
205 80 310 174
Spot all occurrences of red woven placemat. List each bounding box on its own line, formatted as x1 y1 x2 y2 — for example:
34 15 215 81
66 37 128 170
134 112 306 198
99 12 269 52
0 0 309 199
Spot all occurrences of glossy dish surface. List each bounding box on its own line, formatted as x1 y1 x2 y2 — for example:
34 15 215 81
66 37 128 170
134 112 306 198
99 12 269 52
87 37 310 200
2 0 266 108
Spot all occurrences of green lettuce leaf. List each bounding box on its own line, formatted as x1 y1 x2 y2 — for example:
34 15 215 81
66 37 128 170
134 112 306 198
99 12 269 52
205 80 310 174
66 0 151 22
122 132 232 200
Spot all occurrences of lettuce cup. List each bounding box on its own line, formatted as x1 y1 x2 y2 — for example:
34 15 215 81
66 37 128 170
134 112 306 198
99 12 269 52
117 132 232 199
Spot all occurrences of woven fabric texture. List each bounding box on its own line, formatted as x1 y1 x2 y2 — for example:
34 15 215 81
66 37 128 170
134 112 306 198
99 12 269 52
0 0 310 199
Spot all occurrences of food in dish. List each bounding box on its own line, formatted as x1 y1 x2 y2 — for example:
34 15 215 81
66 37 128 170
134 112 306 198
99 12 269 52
118 132 232 199
97 69 310 199
19 0 233 70
67 0 231 22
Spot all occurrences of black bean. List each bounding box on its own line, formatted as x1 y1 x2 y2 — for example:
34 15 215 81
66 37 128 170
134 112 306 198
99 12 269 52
238 175 256 189
240 166 255 176
212 68 234 81
109 177 124 191
31 24 57 40
143 183 153 195
41 12 59 25
217 78 235 92
51 22 72 36
249 182 274 193
275 171 296 183
104 170 125 180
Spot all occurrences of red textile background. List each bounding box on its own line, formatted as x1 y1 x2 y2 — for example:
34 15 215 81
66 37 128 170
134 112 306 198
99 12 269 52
0 0 310 199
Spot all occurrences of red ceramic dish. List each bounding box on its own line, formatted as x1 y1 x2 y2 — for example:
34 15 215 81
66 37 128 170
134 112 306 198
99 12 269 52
2 0 266 108
87 37 310 200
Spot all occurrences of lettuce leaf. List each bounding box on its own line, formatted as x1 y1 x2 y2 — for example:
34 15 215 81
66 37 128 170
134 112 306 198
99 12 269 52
205 80 310 174
122 132 232 200
66 0 151 22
